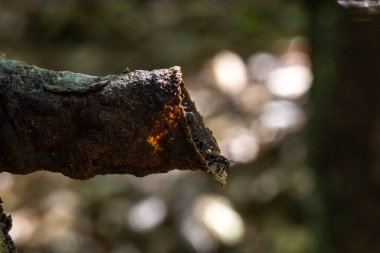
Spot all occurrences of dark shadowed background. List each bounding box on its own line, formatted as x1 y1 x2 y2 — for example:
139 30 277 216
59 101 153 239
1 0 379 253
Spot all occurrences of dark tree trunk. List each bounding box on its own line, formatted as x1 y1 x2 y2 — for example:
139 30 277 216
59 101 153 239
309 3 380 252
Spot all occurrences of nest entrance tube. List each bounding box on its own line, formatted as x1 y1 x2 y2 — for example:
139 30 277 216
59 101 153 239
0 58 229 185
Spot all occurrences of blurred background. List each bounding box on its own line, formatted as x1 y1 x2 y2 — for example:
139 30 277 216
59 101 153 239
1 1 380 253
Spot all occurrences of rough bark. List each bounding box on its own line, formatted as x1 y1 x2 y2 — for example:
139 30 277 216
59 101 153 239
0 58 228 186
308 3 380 252
0 198 16 253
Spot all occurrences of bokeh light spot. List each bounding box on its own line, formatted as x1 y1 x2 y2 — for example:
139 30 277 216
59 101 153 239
267 65 312 99
212 51 248 95
228 131 259 163
127 197 167 232
260 100 304 130
194 195 245 246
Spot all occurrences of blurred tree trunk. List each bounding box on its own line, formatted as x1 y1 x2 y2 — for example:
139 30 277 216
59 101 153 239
309 2 380 253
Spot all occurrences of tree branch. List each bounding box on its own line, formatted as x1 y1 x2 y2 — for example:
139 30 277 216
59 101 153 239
0 58 228 185
0 198 16 253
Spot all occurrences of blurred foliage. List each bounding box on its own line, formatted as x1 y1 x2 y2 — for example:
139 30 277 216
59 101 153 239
0 0 306 74
0 1 315 253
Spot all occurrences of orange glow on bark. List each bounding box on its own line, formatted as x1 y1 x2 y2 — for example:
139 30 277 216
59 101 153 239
147 105 182 150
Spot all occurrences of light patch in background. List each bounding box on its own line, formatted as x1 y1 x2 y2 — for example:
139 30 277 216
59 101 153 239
127 197 167 232
37 189 79 242
267 65 312 99
194 195 245 246
234 85 271 113
212 51 248 95
0 172 14 191
247 52 280 82
138 170 183 193
260 100 304 130
251 120 280 144
43 189 79 211
227 129 259 163
10 209 39 244
338 0 380 8
189 88 222 117
180 216 218 253
41 205 76 241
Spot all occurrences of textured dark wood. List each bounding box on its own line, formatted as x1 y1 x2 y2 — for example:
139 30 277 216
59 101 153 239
0 198 16 253
0 58 228 185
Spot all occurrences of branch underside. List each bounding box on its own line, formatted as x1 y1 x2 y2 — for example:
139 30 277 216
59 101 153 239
0 58 228 185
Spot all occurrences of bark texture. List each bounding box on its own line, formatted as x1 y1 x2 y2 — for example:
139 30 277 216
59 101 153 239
0 58 228 185
0 198 16 253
